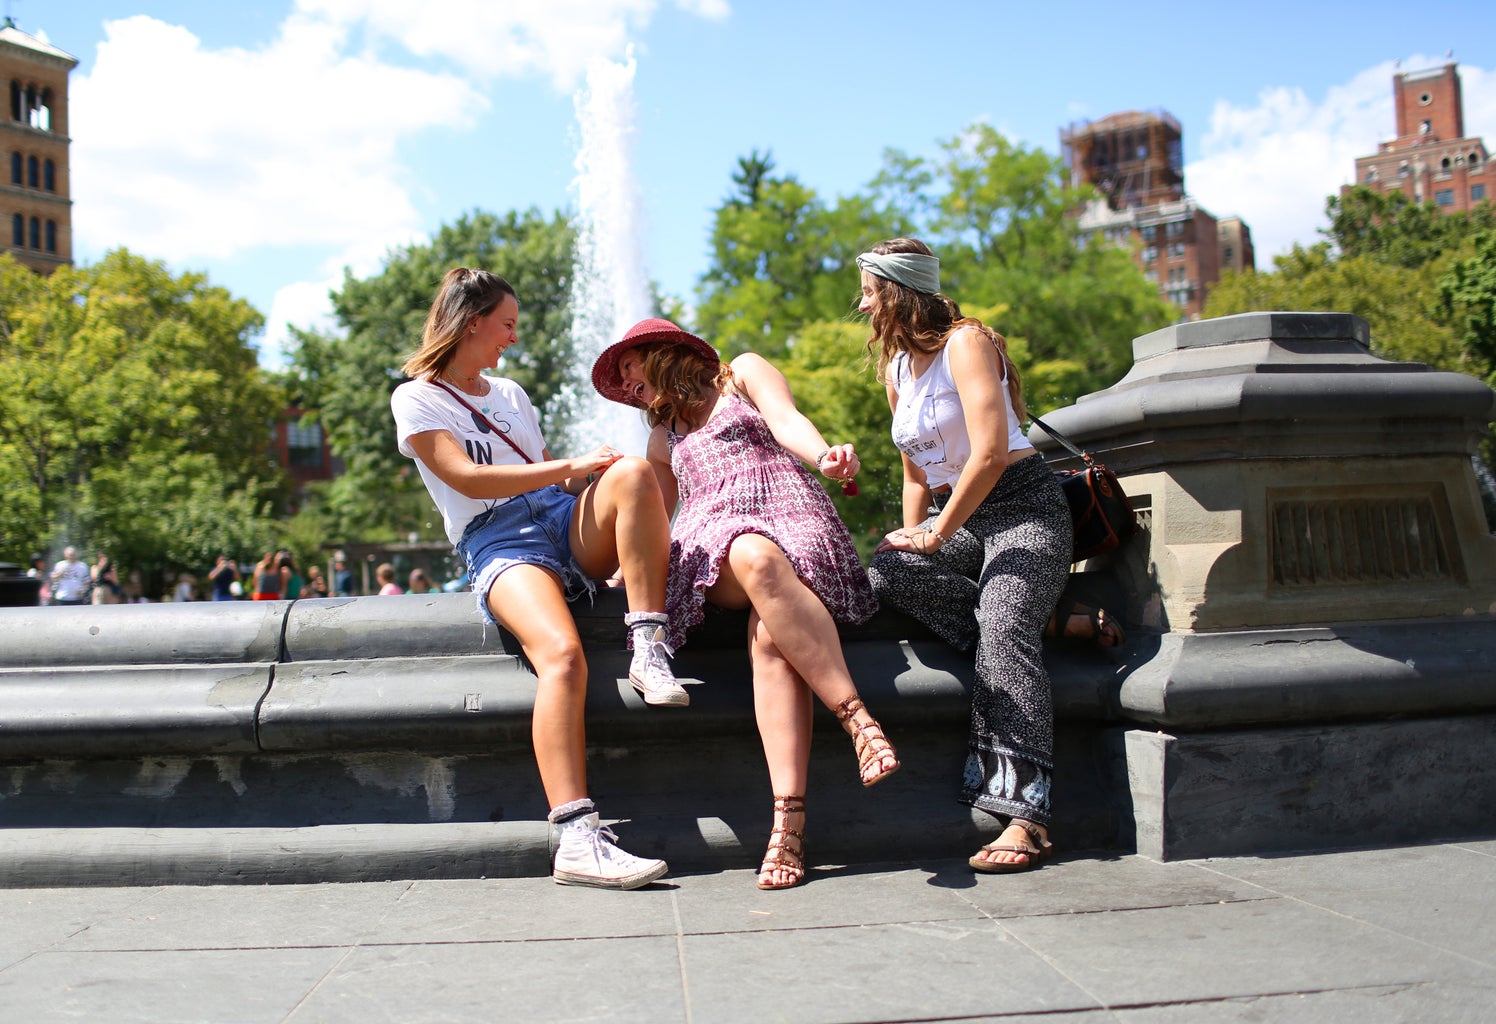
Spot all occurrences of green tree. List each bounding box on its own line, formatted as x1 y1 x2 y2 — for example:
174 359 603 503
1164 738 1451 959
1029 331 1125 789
1326 186 1496 268
0 250 284 586
1204 244 1467 371
695 151 904 358
290 209 577 544
1440 230 1496 376
876 124 1174 396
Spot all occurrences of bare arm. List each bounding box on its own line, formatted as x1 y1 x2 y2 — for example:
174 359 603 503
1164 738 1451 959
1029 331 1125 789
731 352 860 482
406 430 621 500
924 327 1013 538
645 425 679 515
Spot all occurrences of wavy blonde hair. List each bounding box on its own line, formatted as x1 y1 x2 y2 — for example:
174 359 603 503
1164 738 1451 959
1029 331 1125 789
635 342 734 431
862 238 1027 424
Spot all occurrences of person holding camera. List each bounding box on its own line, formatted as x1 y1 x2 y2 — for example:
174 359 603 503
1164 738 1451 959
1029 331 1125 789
857 238 1072 875
592 318 898 891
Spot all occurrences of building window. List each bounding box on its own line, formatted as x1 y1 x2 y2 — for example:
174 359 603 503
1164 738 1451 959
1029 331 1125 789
1420 119 1431 135
28 216 39 249
1166 221 1185 238
1144 270 1157 283
43 159 54 191
1435 189 1454 206
1170 242 1187 259
9 151 18 184
44 220 55 253
286 423 325 468
1419 92 1432 106
11 213 22 246
1473 184 1487 202
1140 225 1156 241
1141 246 1156 263
1399 163 1410 177
1472 152 1483 169
1224 245 1235 264
26 155 37 188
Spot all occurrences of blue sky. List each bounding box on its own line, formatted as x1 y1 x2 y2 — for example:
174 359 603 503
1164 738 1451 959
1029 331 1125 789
27 1 1496 365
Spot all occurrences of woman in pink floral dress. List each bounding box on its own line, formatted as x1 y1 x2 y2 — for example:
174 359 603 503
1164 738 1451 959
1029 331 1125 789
593 318 898 890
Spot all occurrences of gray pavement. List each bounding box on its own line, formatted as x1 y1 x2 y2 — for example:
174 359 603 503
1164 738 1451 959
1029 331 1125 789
2 839 1493 1023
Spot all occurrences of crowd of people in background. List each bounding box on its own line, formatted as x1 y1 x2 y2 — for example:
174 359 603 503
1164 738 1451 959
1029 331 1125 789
19 545 455 606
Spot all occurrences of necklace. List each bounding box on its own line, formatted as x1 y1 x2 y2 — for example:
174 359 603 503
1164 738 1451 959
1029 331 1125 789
444 367 482 388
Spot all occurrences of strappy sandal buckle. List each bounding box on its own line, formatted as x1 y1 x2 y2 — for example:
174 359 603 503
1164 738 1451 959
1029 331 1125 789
757 795 806 891
832 696 901 787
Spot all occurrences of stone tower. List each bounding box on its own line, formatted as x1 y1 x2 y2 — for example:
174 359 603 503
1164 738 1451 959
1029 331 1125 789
1 17 76 273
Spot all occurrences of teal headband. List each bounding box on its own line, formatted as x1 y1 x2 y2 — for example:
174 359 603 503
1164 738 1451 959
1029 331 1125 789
855 251 941 295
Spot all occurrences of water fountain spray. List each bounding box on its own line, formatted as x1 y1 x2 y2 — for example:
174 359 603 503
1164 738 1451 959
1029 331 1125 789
565 51 653 456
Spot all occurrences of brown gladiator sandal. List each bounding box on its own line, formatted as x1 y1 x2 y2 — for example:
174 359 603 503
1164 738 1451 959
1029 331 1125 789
832 696 900 787
757 795 806 891
969 818 1054 874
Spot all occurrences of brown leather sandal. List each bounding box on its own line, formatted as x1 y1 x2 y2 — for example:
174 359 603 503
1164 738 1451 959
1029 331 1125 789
969 818 1053 874
1047 597 1125 647
832 696 900 787
757 795 806 890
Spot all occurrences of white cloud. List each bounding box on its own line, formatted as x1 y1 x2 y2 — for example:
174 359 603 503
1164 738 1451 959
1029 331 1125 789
71 14 479 264
295 0 728 91
67 1 730 353
1186 56 1496 268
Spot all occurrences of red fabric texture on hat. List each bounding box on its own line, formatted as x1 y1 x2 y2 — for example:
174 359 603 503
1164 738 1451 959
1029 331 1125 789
590 318 720 408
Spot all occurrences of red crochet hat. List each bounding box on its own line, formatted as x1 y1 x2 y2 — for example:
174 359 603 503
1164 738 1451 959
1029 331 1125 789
591 318 720 408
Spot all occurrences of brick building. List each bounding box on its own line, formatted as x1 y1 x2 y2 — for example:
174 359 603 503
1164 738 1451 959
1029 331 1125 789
1 17 74 274
1350 62 1490 213
1061 110 1254 319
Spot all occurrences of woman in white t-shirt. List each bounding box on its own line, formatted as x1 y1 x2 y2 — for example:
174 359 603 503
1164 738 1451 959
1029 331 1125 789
857 239 1073 876
389 267 677 891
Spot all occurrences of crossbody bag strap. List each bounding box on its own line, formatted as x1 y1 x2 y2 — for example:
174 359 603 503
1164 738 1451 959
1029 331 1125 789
1029 413 1095 467
431 379 536 464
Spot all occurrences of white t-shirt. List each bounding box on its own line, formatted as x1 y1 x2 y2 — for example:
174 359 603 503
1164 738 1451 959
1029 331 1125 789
390 376 549 546
890 346 1032 491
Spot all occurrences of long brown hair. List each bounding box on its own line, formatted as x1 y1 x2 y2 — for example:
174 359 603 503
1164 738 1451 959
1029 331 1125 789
401 267 517 381
862 238 1027 424
636 341 734 430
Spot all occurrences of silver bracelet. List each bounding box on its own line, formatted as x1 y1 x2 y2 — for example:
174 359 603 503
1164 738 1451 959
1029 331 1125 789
919 523 947 544
814 448 831 470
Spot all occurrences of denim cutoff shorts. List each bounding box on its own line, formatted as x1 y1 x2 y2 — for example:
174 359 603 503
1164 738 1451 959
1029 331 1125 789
456 486 594 627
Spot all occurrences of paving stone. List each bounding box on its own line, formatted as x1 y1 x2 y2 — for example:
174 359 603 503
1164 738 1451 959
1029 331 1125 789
1002 896 1483 1008
0 947 346 1023
296 936 685 1024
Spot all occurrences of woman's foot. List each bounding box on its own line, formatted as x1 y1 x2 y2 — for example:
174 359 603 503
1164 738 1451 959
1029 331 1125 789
757 795 806 890
1046 598 1124 647
969 818 1053 874
832 696 900 787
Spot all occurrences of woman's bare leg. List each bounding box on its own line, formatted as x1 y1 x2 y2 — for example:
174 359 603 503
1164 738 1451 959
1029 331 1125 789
569 456 670 612
748 610 811 888
487 564 588 807
708 533 857 708
710 533 896 782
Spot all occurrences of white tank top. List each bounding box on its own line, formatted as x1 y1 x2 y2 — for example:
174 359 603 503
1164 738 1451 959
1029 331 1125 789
889 345 1032 491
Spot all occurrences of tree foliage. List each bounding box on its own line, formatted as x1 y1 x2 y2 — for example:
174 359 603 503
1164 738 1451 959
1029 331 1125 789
0 250 284 586
290 209 578 544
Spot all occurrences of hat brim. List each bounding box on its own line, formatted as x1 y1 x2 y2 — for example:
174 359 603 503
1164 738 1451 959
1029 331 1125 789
591 326 720 408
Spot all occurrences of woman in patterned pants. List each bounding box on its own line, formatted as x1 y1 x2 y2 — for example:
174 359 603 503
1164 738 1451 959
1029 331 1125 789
858 238 1073 873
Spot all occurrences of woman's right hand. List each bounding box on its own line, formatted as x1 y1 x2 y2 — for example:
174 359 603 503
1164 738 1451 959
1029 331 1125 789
572 445 625 478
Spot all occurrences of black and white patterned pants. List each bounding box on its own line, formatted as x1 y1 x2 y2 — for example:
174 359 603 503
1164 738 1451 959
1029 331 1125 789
868 453 1072 827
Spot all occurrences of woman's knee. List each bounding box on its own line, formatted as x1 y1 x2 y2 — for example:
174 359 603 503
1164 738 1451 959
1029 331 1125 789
726 533 791 589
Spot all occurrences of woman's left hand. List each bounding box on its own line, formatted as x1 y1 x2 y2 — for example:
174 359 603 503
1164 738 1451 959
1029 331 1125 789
817 443 860 481
876 526 944 555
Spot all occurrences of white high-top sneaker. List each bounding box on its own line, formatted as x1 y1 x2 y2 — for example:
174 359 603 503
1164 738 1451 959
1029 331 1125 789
552 812 668 890
629 626 688 707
